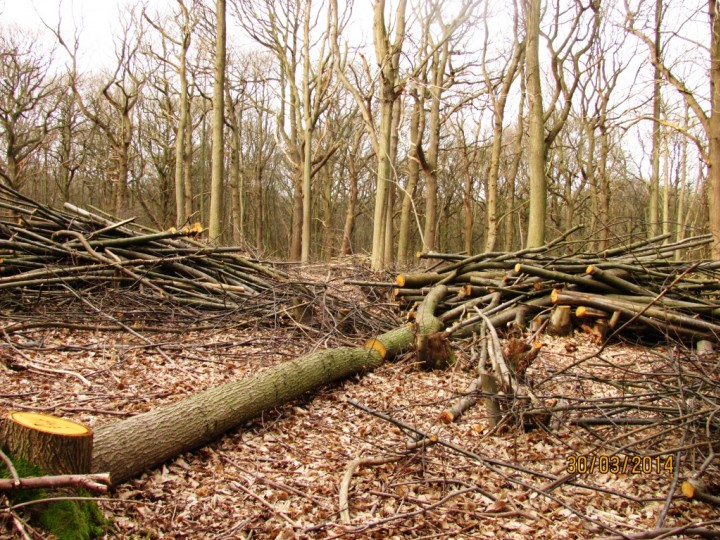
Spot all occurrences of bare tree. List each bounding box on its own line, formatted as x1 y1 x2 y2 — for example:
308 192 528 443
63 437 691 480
0 29 59 192
53 12 145 217
525 0 599 247
208 0 226 242
481 1 525 251
144 0 199 228
626 0 720 258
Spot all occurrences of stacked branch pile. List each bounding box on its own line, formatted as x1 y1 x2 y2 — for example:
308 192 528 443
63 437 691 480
390 231 720 345
0 184 288 313
0 185 398 339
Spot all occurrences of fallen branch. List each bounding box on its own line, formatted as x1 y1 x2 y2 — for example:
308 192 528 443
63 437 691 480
0 473 110 493
338 437 438 524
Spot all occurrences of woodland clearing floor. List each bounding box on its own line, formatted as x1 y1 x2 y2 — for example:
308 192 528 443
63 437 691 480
1 274 719 539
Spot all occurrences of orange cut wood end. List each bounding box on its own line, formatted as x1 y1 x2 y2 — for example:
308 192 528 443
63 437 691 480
364 338 387 359
8 411 92 437
514 263 523 273
551 289 560 303
586 265 595 274
396 274 406 287
439 411 454 424
682 480 696 498
576 306 588 318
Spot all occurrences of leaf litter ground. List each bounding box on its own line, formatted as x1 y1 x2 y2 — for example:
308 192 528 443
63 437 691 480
1 268 718 539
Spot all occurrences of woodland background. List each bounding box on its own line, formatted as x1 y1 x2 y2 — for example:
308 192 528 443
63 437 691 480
1 0 719 268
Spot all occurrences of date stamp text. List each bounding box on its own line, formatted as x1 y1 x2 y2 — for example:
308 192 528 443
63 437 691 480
566 454 675 475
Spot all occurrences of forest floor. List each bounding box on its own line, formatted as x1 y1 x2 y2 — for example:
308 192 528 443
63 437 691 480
0 265 719 539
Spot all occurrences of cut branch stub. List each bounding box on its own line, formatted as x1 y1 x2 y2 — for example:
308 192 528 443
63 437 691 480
0 412 93 476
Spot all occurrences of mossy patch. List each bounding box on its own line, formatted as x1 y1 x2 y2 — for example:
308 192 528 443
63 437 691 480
1 454 109 539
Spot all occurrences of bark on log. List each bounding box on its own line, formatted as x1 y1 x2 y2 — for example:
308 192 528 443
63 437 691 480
93 287 447 485
0 412 93 475
92 347 386 485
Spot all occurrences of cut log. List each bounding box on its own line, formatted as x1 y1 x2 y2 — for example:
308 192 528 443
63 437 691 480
682 479 720 506
91 347 387 485
92 287 448 485
0 412 93 475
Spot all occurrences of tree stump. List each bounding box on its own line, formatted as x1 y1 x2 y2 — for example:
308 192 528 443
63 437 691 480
548 305 573 336
1 412 93 475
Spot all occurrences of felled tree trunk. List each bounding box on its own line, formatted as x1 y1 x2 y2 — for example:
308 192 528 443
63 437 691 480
1 412 93 475
93 286 448 485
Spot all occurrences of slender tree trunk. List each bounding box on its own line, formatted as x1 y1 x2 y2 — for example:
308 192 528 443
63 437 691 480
183 110 193 221
208 0 226 243
709 0 720 259
228 98 243 245
662 130 670 240
463 167 473 255
525 0 546 248
422 43 448 253
174 31 190 228
397 90 423 264
115 140 130 218
370 0 406 271
384 98 402 266
649 0 662 238
597 124 611 251
676 106 688 259
301 1 313 264
585 123 598 250
290 170 303 260
503 68 525 252
255 163 264 251
340 132 361 255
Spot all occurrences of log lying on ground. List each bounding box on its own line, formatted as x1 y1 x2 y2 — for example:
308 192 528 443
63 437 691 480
91 286 447 485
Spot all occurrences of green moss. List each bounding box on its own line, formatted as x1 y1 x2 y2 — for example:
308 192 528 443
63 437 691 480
1 453 109 539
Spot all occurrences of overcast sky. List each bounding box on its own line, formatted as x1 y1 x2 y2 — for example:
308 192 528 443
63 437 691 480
1 0 164 67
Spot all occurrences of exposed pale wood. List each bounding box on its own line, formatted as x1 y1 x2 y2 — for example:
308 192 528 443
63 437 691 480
0 412 93 475
682 479 720 507
548 305 573 337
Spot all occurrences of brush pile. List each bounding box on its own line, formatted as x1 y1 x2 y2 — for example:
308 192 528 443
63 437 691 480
0 185 392 338
391 228 720 345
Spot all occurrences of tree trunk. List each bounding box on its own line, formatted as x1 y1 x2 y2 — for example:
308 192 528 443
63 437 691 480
208 0 226 243
709 0 720 259
290 170 303 261
175 27 190 228
91 286 446 485
301 0 313 264
340 134 360 255
525 0 546 248
397 90 423 265
649 0 662 239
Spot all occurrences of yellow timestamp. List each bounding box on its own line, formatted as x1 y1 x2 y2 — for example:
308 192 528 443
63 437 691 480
566 454 675 475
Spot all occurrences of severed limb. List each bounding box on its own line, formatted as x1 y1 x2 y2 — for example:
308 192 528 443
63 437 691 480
0 473 110 493
682 479 720 507
338 437 438 524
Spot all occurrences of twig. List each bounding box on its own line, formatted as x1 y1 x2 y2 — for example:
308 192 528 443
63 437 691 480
0 449 20 487
338 437 438 524
0 473 111 493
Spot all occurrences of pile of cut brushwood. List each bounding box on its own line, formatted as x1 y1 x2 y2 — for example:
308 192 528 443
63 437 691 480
384 225 719 347
0 184 387 338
